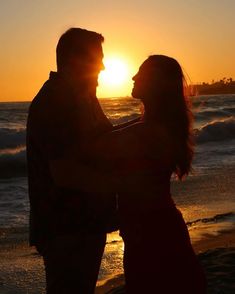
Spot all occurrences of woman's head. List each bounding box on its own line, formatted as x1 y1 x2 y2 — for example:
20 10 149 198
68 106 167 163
132 55 184 101
132 55 194 180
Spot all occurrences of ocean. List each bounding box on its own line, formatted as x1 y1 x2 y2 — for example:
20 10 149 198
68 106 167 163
0 95 235 284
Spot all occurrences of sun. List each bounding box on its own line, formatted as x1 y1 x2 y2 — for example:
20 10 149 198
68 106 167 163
98 57 129 87
97 56 135 98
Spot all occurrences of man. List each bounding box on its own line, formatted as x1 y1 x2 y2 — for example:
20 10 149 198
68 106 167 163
27 28 117 294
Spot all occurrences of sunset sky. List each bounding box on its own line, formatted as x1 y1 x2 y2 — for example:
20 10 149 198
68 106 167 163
0 0 235 101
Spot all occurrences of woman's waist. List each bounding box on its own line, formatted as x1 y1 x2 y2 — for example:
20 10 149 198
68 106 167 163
118 192 175 214
116 157 173 176
118 195 178 234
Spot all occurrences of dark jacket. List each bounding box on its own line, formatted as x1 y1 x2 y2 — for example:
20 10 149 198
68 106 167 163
26 72 116 251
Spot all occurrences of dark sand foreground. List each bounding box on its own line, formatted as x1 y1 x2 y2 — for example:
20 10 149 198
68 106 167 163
1 226 235 294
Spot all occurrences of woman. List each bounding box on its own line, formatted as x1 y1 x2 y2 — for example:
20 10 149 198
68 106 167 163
113 55 206 293
52 55 206 293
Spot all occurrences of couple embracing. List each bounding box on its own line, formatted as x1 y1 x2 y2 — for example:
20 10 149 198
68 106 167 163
26 28 206 294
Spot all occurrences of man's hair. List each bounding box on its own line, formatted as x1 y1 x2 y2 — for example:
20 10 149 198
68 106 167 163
56 28 104 71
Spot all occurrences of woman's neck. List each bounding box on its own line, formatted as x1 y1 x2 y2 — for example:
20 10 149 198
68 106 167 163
142 100 160 122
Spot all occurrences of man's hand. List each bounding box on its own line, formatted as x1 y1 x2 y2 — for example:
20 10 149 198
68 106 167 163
112 116 141 130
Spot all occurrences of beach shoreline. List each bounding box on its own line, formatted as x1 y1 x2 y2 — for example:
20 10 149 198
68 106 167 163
1 223 235 294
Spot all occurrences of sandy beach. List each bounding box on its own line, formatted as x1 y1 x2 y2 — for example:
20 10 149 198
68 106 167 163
1 224 235 294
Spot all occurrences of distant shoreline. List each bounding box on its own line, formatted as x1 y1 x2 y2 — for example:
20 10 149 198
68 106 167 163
1 92 235 103
191 81 235 96
197 89 235 95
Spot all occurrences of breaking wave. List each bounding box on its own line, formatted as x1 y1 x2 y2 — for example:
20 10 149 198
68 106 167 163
0 128 26 149
195 117 235 144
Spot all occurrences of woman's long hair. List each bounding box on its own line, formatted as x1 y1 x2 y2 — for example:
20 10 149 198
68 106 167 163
141 55 194 179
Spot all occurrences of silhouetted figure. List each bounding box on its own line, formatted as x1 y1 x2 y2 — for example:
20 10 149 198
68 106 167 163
26 28 119 294
115 55 207 293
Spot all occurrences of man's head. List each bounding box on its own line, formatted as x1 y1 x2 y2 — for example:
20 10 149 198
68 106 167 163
56 28 104 88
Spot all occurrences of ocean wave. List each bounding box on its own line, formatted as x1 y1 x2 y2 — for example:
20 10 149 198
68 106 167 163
195 117 235 144
221 106 235 113
195 109 234 121
191 94 235 107
0 128 26 149
0 148 26 178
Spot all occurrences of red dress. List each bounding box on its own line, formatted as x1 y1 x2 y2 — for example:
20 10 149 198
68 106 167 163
94 124 207 293
118 159 206 294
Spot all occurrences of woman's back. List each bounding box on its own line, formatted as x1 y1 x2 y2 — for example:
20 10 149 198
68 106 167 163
93 121 175 215
124 123 175 214
114 124 205 294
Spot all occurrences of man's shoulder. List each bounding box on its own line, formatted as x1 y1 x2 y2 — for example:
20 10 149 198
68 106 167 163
30 76 71 115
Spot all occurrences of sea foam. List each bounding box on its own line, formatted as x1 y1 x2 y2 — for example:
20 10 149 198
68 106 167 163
195 117 235 143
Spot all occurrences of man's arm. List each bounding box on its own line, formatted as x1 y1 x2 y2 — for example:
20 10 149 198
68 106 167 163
33 96 116 194
112 116 141 130
49 159 119 193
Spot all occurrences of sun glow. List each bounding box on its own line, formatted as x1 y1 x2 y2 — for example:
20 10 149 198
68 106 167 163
99 57 128 86
98 56 133 98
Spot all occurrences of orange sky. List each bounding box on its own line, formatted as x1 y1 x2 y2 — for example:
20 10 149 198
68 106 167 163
0 0 235 101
